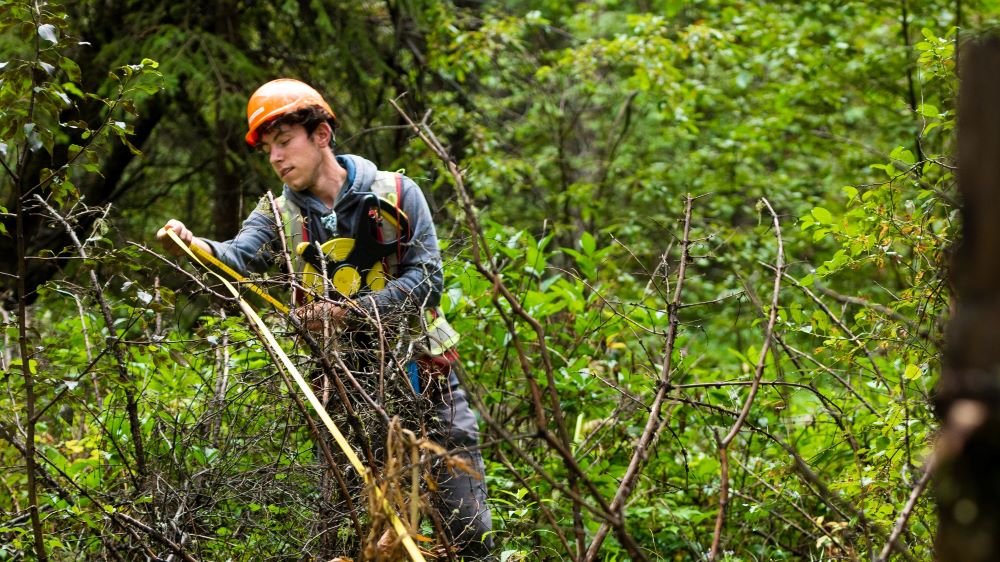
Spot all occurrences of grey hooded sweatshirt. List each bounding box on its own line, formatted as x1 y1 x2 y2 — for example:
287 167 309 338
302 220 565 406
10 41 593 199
203 154 443 316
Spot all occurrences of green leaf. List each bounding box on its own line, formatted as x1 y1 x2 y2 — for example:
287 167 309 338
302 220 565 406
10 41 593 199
59 58 81 83
890 145 916 165
562 248 595 279
811 207 834 224
580 231 596 255
917 103 938 118
9 359 38 374
62 82 84 98
869 163 894 177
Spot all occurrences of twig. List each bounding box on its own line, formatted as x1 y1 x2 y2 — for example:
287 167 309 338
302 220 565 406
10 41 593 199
0 307 10 375
709 198 784 561
876 454 936 562
495 448 574 554
675 379 841 414
781 271 889 391
813 283 917 330
209 310 230 447
35 195 147 481
129 242 240 305
779 342 879 415
68 290 100 406
583 195 695 561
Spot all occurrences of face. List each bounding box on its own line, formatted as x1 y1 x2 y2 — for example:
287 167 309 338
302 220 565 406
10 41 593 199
259 123 326 192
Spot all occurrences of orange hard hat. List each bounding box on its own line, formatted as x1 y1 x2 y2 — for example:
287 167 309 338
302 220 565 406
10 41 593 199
245 78 336 146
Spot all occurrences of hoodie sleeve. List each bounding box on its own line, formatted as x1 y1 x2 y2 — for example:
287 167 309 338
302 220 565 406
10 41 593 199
202 198 281 275
359 175 443 316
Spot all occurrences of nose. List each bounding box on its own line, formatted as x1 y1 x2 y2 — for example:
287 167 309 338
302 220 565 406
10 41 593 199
269 146 282 166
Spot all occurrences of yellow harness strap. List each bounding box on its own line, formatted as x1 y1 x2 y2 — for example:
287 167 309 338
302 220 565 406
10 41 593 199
164 228 426 562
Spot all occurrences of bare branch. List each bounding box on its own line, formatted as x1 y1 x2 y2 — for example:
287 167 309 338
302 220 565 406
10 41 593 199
583 195 695 561
709 198 784 561
877 454 936 562
781 270 889 391
34 195 147 481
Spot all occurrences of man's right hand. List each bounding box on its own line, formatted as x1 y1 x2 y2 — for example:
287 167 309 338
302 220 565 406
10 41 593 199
156 219 196 256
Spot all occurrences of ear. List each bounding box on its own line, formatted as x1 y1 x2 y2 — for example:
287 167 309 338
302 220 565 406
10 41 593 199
312 122 333 148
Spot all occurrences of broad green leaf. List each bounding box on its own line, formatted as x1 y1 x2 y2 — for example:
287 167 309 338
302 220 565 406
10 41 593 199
890 145 916 165
580 231 596 255
811 207 833 224
917 103 938 118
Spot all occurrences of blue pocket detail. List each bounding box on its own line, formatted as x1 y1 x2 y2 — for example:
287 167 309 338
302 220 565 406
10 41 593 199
406 361 420 393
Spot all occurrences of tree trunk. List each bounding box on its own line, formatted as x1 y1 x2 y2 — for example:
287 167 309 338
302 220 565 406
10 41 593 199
936 33 1000 562
211 0 245 240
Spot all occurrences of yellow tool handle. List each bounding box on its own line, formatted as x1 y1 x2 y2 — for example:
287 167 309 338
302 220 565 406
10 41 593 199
164 228 426 562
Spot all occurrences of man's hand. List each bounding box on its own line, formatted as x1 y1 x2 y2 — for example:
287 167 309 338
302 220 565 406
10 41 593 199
295 300 349 332
156 219 211 256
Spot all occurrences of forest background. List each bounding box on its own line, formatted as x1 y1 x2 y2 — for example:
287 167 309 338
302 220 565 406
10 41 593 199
0 0 990 560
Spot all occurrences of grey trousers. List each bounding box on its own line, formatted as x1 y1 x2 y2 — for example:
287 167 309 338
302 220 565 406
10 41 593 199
428 373 494 559
318 354 493 558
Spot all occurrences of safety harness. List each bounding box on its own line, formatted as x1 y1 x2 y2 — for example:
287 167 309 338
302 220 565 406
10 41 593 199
275 171 460 358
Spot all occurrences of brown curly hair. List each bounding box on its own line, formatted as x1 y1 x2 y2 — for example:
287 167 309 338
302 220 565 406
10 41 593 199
257 106 338 148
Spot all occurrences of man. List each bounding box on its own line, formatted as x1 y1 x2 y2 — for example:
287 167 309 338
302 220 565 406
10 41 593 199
156 78 492 558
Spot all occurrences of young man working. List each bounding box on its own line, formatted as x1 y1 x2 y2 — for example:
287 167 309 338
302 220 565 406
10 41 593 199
156 79 493 558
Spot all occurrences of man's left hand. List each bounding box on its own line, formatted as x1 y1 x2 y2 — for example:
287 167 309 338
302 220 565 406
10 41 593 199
294 301 348 331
